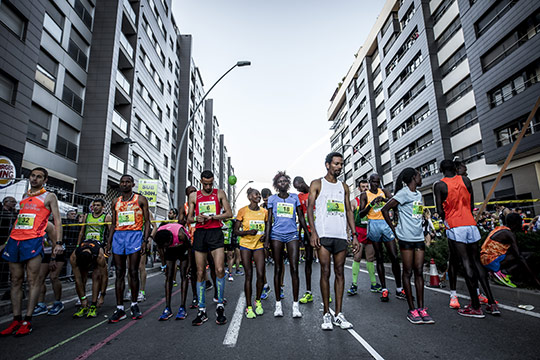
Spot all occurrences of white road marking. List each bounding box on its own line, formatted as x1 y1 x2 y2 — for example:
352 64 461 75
222 291 246 347
328 308 385 360
344 263 540 319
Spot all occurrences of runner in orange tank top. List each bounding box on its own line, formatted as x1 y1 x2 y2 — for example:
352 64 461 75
1 167 62 337
106 174 151 324
434 160 497 318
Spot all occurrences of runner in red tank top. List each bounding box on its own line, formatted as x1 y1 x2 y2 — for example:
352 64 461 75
1 167 62 337
187 170 232 326
434 160 497 318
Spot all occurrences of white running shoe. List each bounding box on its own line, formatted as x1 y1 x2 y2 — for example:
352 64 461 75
274 301 283 317
333 312 353 329
321 312 333 330
292 302 302 318
137 291 146 302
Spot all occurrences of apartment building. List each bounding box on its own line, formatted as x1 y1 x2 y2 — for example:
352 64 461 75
328 0 540 213
203 99 221 179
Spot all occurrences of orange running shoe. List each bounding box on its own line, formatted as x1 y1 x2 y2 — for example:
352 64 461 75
449 295 460 309
380 289 389 302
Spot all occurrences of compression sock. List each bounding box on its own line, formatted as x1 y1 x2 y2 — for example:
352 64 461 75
352 261 360 286
366 262 376 285
197 281 206 308
217 276 226 304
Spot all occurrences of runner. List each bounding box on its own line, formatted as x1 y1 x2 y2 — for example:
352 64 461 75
154 221 191 321
434 160 497 318
223 218 236 281
307 152 357 330
260 188 272 299
1 167 62 336
234 188 268 318
187 170 232 326
265 171 309 318
357 173 403 302
348 179 380 296
293 176 314 305
71 239 108 318
183 186 200 309
381 168 434 324
106 174 151 323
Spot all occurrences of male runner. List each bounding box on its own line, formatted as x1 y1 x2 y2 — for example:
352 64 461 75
307 152 357 330
71 239 108 318
357 174 403 302
1 167 62 336
293 176 314 304
184 186 200 308
348 179 380 295
106 175 151 323
187 170 232 325
434 160 497 318
77 199 111 247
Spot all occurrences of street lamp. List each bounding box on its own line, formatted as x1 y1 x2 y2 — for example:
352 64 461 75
123 137 173 209
233 180 254 212
341 144 381 187
174 61 251 207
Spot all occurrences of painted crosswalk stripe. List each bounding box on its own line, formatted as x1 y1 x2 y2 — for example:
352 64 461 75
223 292 246 347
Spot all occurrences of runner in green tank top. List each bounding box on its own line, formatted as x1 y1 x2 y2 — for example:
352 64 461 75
77 199 112 247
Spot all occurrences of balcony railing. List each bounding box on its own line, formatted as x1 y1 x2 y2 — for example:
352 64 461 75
116 71 131 94
119 32 134 59
112 110 128 132
108 154 125 173
123 0 136 24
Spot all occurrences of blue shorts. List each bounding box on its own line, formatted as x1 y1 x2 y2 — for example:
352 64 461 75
112 230 143 255
239 246 264 252
446 225 480 244
367 220 395 242
271 231 298 243
2 237 44 263
484 254 506 272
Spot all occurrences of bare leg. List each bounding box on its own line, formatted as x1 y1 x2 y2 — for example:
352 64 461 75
241 249 254 307
271 240 284 302
318 246 331 314
8 263 24 317
127 252 141 303
384 240 402 288
139 253 147 294
114 254 127 305
333 250 347 314
253 249 265 300
49 261 65 301
25 256 43 317
413 248 425 309
400 248 415 310
286 240 300 301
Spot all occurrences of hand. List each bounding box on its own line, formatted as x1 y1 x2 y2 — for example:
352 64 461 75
105 244 111 257
141 241 147 255
197 214 210 223
53 244 64 255
351 238 360 254
310 233 320 249
264 241 270 250
248 229 258 236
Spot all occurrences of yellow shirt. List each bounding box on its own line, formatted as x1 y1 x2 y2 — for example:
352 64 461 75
367 188 386 220
236 206 268 250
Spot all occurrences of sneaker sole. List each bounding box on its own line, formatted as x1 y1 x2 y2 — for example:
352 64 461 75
292 314 302 318
321 325 333 331
109 314 127 323
407 317 423 324
14 329 32 337
274 312 283 317
216 319 227 325
132 315 142 320
192 318 208 326
33 311 48 316
422 319 435 324
457 312 485 319
347 292 357 296
47 309 64 316
159 315 173 321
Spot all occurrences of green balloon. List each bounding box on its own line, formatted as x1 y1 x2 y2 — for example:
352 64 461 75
228 175 237 185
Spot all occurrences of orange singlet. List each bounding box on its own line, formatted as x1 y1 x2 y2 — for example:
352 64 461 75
10 191 50 240
114 194 144 231
441 176 476 229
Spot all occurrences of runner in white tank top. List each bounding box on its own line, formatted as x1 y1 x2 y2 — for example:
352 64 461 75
307 152 359 331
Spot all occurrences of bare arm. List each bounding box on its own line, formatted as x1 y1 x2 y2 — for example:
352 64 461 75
47 193 63 253
297 206 309 237
307 179 321 249
140 196 151 251
234 217 257 237
343 183 359 253
381 198 399 238
265 208 273 248
187 192 197 224
214 190 232 221
106 202 117 254
433 181 447 221
357 192 372 218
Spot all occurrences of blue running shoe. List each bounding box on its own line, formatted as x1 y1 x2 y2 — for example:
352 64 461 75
47 301 64 316
370 283 382 293
280 286 284 299
175 307 187 320
261 285 271 300
32 302 48 316
159 307 173 321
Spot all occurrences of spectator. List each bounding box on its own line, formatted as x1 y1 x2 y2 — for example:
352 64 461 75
422 208 435 246
62 209 82 281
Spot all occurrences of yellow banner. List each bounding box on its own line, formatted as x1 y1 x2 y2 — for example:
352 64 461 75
138 179 158 207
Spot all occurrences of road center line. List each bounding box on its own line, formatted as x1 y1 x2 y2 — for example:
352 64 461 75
344 264 540 319
222 292 246 347
328 308 385 360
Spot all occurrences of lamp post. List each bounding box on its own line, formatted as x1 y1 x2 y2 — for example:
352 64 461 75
233 180 254 212
174 61 251 207
123 137 173 209
341 144 381 187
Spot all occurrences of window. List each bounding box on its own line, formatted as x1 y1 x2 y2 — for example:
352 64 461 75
390 77 426 119
381 12 397 37
380 141 389 153
378 121 387 135
395 131 433 164
393 103 430 140
27 104 50 147
132 152 139 168
385 27 419 76
62 73 84 114
351 116 368 138
432 0 456 24
73 0 93 29
400 4 415 30
475 0 519 38
453 141 484 164
440 46 467 77
449 108 478 136
164 155 168 167
0 1 26 39
0 71 17 104
383 33 398 56
350 97 367 121
376 103 385 116
142 16 165 65
55 121 79 161
372 64 381 79
382 161 391 174
68 28 89 69
488 61 539 108
388 51 422 97
143 160 150 175
445 76 471 106
417 159 438 178
35 50 58 93
436 17 461 50
43 4 64 43
480 10 540 72
495 113 540 147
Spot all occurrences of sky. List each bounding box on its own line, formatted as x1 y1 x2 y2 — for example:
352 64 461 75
172 0 386 209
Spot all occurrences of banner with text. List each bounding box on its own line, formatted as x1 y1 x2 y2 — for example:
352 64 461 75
138 179 158 207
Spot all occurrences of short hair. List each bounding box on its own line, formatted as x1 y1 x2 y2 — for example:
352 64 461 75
154 229 173 247
201 170 214 180
272 171 290 191
31 167 48 179
439 160 455 173
76 250 93 271
369 173 380 181
169 208 179 216
359 179 368 184
185 185 196 195
247 188 258 196
93 198 105 206
120 174 134 182
261 188 272 198
505 213 523 231
325 152 343 165
293 176 304 184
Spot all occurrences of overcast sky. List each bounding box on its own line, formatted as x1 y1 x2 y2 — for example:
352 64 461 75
172 0 385 209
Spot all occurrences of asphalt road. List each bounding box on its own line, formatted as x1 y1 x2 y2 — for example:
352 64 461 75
1 259 539 360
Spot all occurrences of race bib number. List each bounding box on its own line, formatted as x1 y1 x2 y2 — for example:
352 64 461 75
249 220 265 235
276 202 294 218
86 232 101 241
326 200 344 215
412 201 423 219
15 213 36 230
199 201 216 216
118 211 135 227
372 201 384 213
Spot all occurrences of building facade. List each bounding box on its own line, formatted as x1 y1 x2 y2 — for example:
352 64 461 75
328 0 540 215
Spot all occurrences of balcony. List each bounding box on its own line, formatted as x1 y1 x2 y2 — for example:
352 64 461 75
116 71 131 94
108 154 125 174
119 32 134 59
112 110 128 133
123 0 136 25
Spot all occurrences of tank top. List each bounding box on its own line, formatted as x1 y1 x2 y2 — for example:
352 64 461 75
84 213 107 244
195 189 222 229
441 176 476 229
10 191 50 240
158 222 189 247
354 196 368 228
115 194 144 231
480 226 511 265
366 188 385 220
314 178 347 240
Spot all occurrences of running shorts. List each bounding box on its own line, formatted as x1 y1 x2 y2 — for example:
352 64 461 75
112 230 144 255
398 240 425 251
2 237 43 263
193 228 224 252
271 231 298 243
367 220 395 242
164 245 190 262
446 225 480 244
320 237 348 254
483 254 506 272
